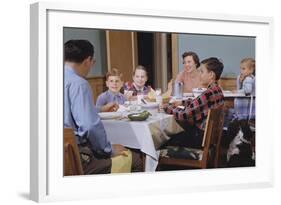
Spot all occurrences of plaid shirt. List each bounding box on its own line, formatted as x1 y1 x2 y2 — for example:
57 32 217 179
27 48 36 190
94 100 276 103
164 82 224 130
123 82 151 96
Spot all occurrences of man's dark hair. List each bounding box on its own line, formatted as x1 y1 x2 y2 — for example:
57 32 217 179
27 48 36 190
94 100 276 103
182 51 200 68
201 57 224 80
64 40 94 63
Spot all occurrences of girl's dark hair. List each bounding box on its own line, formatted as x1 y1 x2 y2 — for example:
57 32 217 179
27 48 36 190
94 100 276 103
64 40 94 63
201 57 224 80
182 51 200 68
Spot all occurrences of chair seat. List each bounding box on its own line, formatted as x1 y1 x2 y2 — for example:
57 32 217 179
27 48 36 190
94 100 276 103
160 146 203 161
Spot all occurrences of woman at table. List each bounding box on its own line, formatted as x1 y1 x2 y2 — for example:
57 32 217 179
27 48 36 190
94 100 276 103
176 51 203 93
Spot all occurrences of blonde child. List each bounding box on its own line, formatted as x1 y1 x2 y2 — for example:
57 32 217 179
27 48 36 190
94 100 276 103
234 58 255 120
96 68 126 107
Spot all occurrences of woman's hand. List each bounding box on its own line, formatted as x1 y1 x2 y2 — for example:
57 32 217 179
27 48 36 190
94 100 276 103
101 102 119 112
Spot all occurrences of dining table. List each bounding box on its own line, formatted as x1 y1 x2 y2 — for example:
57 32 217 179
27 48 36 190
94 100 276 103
180 91 250 109
101 111 184 172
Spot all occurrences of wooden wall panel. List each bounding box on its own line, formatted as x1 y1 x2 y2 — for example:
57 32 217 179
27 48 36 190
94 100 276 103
87 76 106 104
106 31 136 82
218 77 236 91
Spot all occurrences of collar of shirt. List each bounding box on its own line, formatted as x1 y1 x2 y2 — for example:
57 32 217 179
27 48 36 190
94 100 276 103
106 90 122 98
133 83 145 92
64 64 79 76
207 81 218 89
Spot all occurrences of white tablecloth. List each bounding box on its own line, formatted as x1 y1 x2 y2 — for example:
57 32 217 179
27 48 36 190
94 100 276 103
102 113 183 171
183 91 247 98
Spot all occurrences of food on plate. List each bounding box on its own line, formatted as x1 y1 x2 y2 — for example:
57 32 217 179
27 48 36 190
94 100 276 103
147 88 171 103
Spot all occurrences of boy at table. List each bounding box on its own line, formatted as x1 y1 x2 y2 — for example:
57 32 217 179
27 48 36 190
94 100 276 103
64 40 142 174
163 57 225 148
96 68 126 107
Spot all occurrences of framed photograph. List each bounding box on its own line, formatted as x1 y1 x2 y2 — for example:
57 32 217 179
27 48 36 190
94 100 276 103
30 2 273 202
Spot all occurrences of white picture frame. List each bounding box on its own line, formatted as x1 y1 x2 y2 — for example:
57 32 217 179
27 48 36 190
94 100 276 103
30 2 274 202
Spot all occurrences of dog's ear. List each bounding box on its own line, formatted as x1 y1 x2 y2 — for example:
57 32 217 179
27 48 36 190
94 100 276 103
226 119 240 141
239 120 253 140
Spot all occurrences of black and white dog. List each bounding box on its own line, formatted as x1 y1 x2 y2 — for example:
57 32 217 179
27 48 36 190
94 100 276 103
226 119 255 167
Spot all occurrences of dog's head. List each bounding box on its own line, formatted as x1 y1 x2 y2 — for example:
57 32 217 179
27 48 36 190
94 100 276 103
226 119 253 143
238 120 253 141
226 119 254 167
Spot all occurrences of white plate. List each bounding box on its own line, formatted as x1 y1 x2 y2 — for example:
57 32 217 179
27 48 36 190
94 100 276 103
141 102 159 109
183 92 194 97
98 112 122 120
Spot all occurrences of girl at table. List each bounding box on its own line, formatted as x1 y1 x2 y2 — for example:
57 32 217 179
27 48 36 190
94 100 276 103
123 65 151 98
233 58 256 120
96 68 126 107
175 51 203 93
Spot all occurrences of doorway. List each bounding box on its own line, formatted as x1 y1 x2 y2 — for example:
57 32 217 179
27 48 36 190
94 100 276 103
137 32 172 90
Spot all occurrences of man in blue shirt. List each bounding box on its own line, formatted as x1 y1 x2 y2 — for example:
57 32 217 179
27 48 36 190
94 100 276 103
64 40 142 174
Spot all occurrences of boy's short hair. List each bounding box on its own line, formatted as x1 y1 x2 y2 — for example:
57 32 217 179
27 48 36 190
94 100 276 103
182 51 200 68
133 65 148 76
201 57 224 80
241 58 255 74
106 68 123 81
64 40 94 63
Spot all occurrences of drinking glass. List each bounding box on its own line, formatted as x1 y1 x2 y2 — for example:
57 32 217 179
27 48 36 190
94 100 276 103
137 90 144 104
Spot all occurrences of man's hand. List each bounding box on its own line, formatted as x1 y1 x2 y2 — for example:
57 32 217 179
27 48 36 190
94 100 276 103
112 144 128 157
101 102 119 112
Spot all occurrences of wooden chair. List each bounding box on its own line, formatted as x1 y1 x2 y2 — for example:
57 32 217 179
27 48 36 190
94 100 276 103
64 128 84 176
158 106 224 169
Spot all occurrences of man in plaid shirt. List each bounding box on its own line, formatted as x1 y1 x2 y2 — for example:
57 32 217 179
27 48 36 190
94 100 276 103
163 57 224 148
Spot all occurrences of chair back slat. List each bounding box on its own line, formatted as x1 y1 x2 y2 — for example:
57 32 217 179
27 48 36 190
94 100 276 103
201 106 224 167
64 128 84 176
158 105 224 169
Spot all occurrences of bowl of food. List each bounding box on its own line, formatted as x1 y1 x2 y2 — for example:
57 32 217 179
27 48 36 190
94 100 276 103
128 111 152 121
192 88 207 97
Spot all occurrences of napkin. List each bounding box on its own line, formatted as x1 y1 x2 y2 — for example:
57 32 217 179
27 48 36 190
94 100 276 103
111 150 132 173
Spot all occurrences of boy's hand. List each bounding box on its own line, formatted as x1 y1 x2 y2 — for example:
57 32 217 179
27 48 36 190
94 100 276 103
173 100 182 107
101 102 119 112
